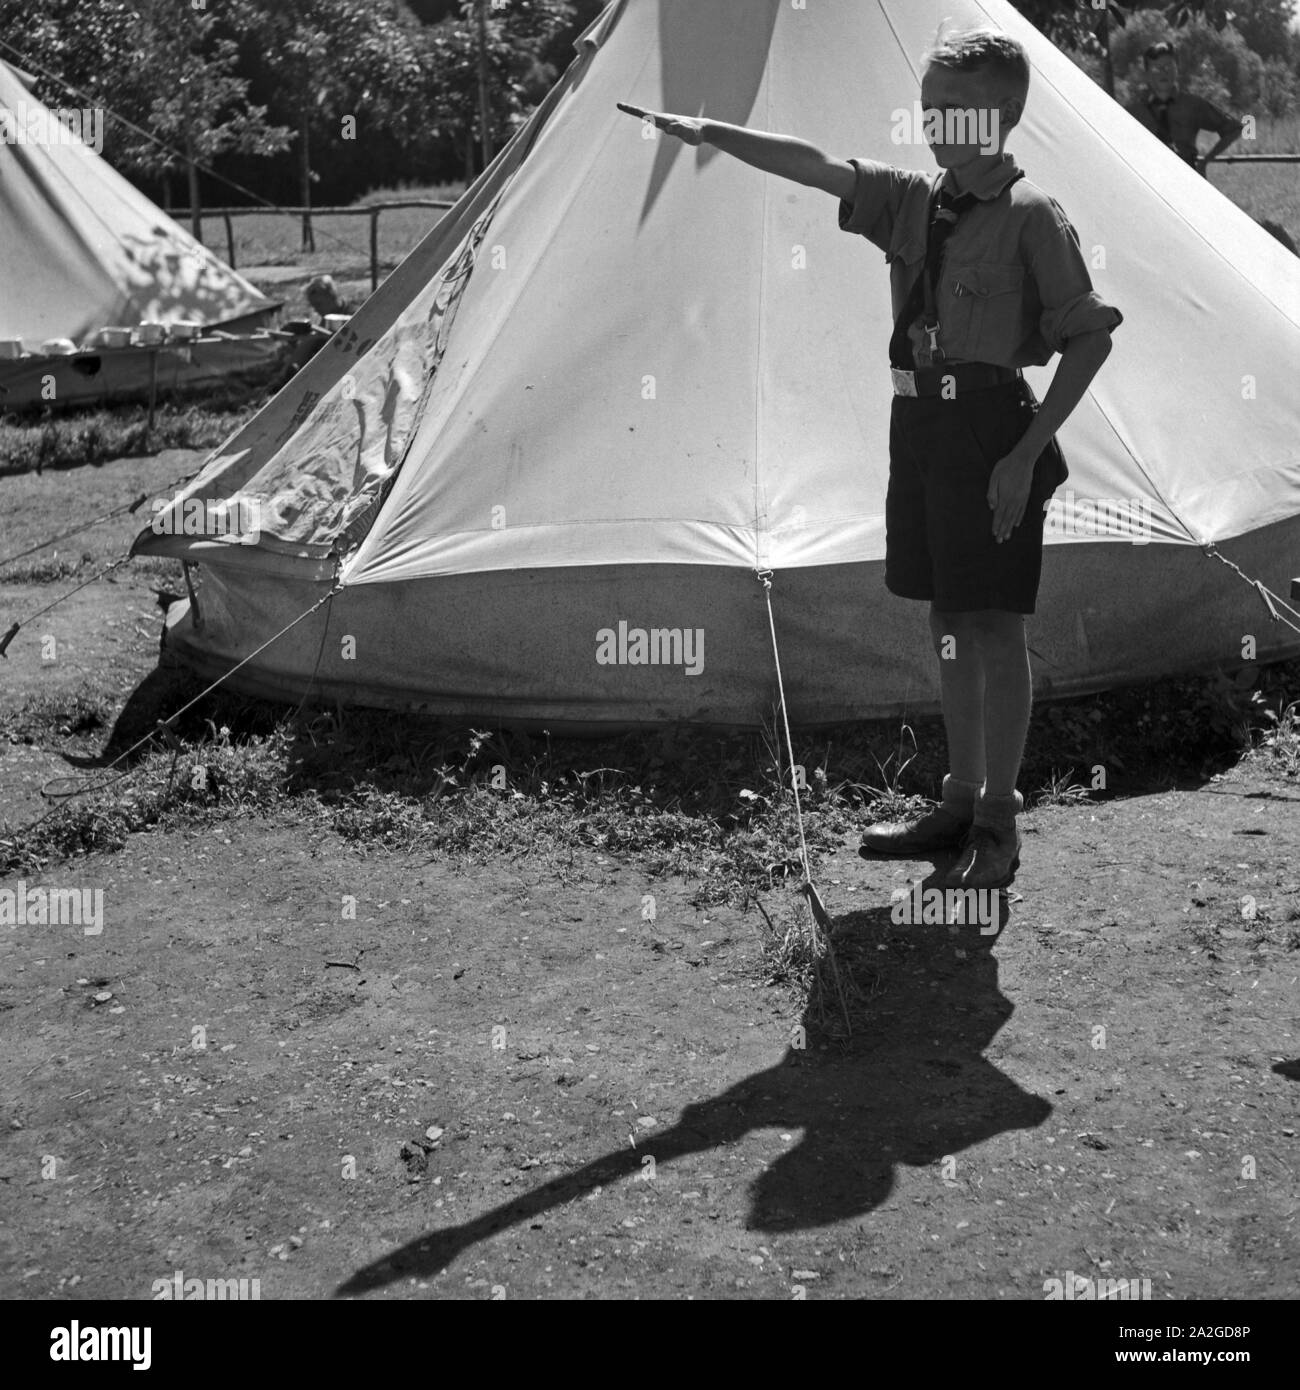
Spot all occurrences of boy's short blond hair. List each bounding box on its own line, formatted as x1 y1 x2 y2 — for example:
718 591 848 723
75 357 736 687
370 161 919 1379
924 27 1031 105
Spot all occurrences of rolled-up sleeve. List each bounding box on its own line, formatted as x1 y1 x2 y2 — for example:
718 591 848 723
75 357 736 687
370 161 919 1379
1192 94 1241 136
838 158 919 256
1026 201 1123 354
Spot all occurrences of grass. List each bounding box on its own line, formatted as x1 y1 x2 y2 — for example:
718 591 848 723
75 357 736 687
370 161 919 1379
1207 114 1300 236
0 392 264 478
353 181 467 206
1255 696 1300 779
1239 112 1300 155
2 653 1295 1026
194 182 464 278
3 655 1297 889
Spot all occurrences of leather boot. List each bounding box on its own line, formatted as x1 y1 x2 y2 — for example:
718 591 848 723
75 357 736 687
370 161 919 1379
943 789 1022 889
859 775 981 856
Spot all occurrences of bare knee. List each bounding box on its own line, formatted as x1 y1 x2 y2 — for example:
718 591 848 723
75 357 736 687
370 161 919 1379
971 610 1027 662
930 607 1023 660
930 607 972 659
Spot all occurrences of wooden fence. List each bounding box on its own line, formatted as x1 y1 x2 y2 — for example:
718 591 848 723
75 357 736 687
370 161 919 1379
187 201 455 290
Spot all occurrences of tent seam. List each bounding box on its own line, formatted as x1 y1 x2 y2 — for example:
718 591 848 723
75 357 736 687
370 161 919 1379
345 32 660 581
751 20 775 570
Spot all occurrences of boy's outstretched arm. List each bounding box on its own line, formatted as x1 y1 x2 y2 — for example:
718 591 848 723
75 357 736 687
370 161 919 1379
617 104 856 200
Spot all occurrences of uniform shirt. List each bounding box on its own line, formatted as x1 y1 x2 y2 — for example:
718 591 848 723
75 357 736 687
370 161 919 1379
1126 87 1241 164
838 152 1122 370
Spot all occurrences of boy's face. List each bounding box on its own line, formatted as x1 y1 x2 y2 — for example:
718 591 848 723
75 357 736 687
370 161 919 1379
919 66 1017 170
1146 55 1178 99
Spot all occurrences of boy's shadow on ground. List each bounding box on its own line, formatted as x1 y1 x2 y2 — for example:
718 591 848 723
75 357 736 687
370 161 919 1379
337 871 1051 1295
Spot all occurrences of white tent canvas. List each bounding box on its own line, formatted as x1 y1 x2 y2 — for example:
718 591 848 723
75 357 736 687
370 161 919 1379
0 58 272 349
135 0 1300 730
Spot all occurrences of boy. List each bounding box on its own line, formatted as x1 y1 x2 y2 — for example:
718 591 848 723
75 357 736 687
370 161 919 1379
621 28 1121 889
1126 40 1243 175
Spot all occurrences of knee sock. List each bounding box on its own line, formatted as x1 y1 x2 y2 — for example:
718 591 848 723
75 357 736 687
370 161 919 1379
973 788 1023 834
940 775 983 820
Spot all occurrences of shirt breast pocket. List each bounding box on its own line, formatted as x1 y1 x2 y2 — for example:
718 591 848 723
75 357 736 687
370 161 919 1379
948 261 1026 361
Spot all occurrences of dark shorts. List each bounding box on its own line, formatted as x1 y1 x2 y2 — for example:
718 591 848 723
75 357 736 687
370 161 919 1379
885 376 1068 614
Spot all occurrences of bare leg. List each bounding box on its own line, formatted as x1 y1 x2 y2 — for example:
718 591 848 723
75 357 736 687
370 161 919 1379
932 609 1031 889
971 610 1032 798
930 606 985 785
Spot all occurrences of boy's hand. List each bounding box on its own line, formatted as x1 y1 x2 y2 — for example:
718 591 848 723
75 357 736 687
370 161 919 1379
617 102 705 146
987 449 1037 543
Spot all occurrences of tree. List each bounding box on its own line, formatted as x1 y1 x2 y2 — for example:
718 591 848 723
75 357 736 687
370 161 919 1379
1010 3 1238 98
0 0 291 233
1222 0 1300 65
423 1 578 181
242 0 428 249
1110 6 1274 111
0 1 138 116
131 0 292 237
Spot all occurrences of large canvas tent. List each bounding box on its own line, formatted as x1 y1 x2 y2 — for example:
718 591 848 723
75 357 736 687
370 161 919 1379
134 0 1300 730
0 57 272 349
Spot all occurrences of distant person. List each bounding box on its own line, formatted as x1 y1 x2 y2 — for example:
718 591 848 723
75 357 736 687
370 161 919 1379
1127 40 1243 175
305 274 350 322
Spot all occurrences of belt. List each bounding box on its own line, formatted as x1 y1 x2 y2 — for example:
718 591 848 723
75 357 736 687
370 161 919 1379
890 363 1022 397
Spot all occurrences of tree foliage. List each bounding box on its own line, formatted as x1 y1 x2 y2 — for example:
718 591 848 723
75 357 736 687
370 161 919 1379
241 0 429 145
1109 5 1298 113
0 0 290 181
2 0 1294 213
420 1 582 175
1011 2 1238 52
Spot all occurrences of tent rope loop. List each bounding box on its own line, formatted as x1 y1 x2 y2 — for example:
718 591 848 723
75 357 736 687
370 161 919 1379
1200 544 1300 638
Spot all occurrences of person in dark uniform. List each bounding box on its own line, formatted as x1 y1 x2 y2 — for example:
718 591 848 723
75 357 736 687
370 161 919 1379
1127 40 1244 175
621 27 1122 890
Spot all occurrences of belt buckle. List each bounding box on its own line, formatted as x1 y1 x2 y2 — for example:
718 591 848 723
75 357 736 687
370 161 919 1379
890 367 918 398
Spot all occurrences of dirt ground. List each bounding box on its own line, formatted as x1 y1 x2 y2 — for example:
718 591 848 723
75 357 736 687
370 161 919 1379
1 461 1298 1301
